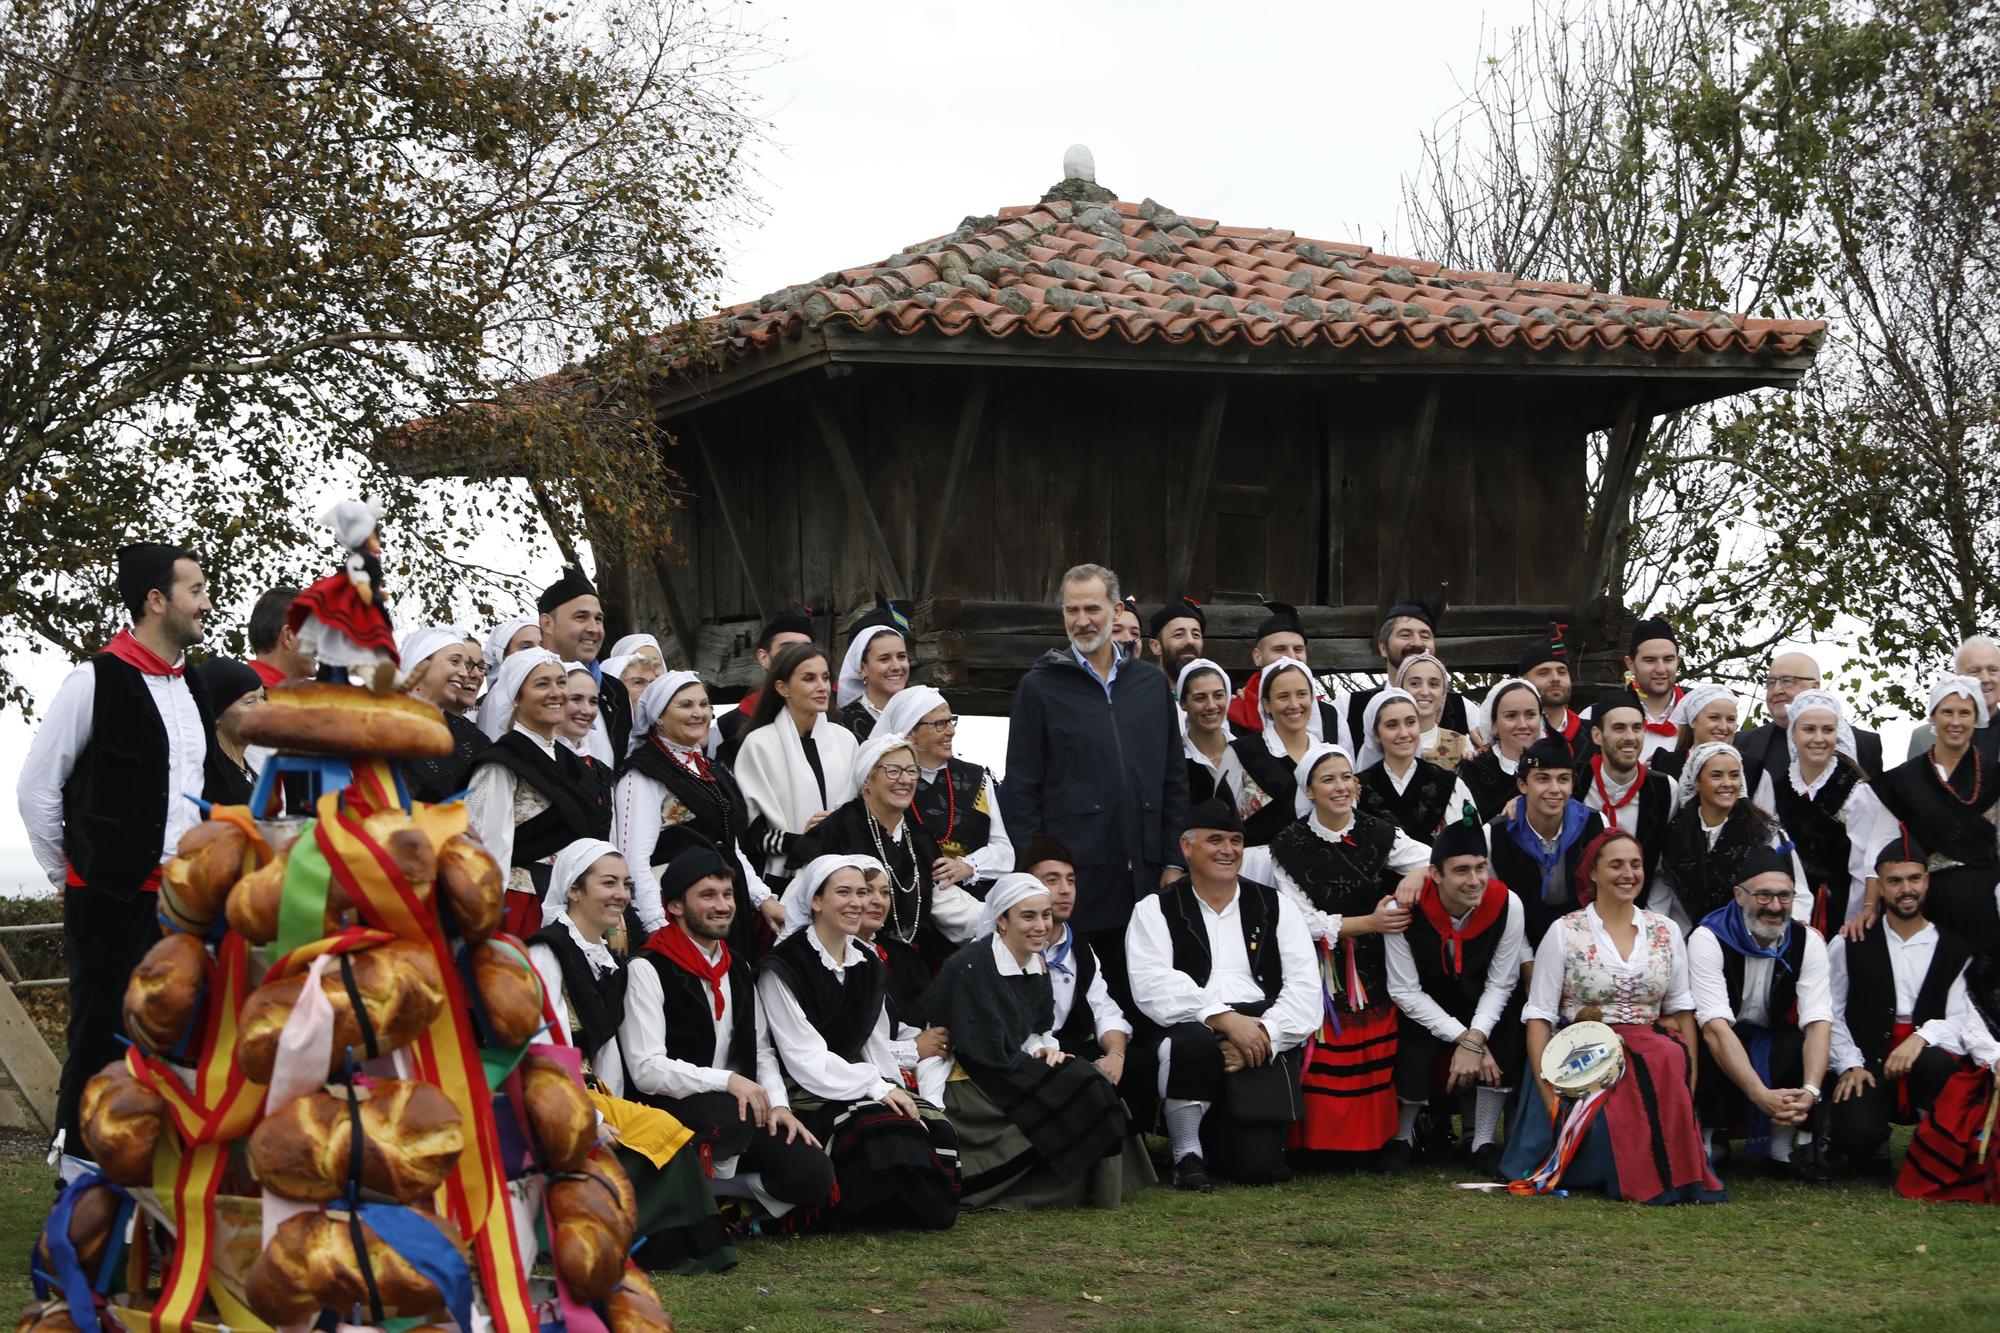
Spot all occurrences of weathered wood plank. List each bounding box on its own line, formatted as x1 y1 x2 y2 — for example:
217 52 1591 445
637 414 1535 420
1386 383 1443 610
920 378 990 599
1321 383 1345 603
687 418 772 621
0 982 61 1134
1167 382 1231 594
930 630 1546 676
1573 387 1650 608
645 552 702 668
925 598 1574 639
806 387 911 601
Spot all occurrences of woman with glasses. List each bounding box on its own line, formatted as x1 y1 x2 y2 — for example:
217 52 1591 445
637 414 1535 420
1653 742 1809 935
880 686 1013 895
792 732 982 969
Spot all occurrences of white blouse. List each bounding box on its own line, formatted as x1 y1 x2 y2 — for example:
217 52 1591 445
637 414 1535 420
756 930 901 1103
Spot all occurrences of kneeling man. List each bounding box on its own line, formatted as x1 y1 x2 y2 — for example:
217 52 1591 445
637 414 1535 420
1126 800 1319 1191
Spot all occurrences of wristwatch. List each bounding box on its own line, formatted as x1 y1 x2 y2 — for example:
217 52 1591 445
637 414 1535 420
1802 1082 1822 1104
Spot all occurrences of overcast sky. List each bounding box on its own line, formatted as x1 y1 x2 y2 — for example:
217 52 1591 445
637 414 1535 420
0 0 1913 891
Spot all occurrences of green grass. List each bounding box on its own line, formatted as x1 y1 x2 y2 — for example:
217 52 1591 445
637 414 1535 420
0 1150 1994 1330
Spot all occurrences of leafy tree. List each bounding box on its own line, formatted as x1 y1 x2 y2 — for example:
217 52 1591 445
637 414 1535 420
0 0 761 706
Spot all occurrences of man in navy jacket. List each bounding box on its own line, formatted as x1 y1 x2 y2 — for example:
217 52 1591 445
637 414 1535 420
1003 563 1188 1010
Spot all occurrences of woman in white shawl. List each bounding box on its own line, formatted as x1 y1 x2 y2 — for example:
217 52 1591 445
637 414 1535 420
734 641 860 886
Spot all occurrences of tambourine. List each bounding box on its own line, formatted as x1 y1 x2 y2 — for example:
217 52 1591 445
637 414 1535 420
1541 1020 1626 1097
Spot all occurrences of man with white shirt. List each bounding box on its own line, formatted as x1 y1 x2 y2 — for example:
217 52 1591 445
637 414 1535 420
1126 801 1319 1191
619 841 836 1212
1826 835 1968 1169
1576 692 1676 888
1688 847 1835 1180
19 542 215 1146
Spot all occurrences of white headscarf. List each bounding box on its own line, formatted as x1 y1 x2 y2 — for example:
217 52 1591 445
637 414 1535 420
543 837 623 920
779 853 881 941
1255 659 1317 757
1478 677 1543 754
1677 740 1742 805
608 633 663 662
978 872 1052 938
1929 674 1991 729
477 647 562 741
838 625 904 712
851 731 916 795
1291 741 1353 818
396 625 464 690
1670 682 1738 730
483 616 538 675
1784 688 1858 763
878 685 948 745
627 670 704 758
1175 659 1233 740
599 654 633 684
1357 687 1418 771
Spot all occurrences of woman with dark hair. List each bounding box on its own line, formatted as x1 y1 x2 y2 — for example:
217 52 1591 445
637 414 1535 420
555 663 616 807
1652 741 1807 934
1747 689 1889 934
1459 678 1544 822
191 658 264 805
835 620 910 742
1177 659 1240 809
734 642 860 889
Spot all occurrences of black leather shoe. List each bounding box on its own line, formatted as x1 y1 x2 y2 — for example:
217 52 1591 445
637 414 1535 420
1375 1139 1414 1176
1470 1142 1505 1180
1173 1153 1214 1193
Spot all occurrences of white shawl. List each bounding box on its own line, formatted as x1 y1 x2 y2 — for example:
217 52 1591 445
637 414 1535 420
735 710 861 872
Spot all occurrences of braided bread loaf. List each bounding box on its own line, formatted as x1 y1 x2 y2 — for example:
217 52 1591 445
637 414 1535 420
79 1060 168 1187
237 939 444 1083
121 932 207 1055
160 819 249 932
548 1145 638 1302
243 1207 466 1324
520 1053 596 1172
248 1079 465 1202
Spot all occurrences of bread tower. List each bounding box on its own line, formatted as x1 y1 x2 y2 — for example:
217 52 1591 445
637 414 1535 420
20 682 674 1333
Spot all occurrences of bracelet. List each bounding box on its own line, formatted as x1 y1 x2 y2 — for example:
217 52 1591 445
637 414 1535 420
1457 1040 1486 1054
1803 1082 1822 1104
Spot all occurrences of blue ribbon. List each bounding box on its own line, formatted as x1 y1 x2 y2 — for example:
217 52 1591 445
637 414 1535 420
356 1203 474 1333
29 1173 118 1333
1506 799 1594 903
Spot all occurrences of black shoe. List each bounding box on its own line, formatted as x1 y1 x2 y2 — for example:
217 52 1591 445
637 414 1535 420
1173 1153 1214 1193
1374 1139 1414 1176
1770 1155 1833 1185
1470 1142 1504 1180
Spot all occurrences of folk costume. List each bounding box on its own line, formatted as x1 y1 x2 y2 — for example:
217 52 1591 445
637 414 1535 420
1870 678 2000 952
1222 603 1355 749
879 687 1013 891
1518 625 1595 764
189 657 263 808
1486 737 1604 948
466 648 613 937
1749 690 1891 930
18 544 216 1143
735 703 861 886
716 609 818 756
1896 959 2000 1203
1649 683 1739 784
757 857 961 1229
536 566 630 766
1617 616 1687 766
1356 688 1475 842
1229 661 1323 847
397 626 490 804
287 499 397 684
1126 803 1320 1184
834 610 909 742
1393 651 1472 772
1460 678 1543 822
1338 594 1477 747
1574 694 1677 888
1178 659 1245 810
1652 743 1808 935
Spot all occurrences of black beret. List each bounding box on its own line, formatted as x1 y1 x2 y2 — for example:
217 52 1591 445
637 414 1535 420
1254 601 1304 644
1517 735 1576 773
1518 622 1569 674
191 658 264 714
1383 584 1449 632
1184 798 1245 835
1627 616 1678 656
1150 597 1205 638
1591 691 1647 726
757 606 815 650
537 564 598 614
660 832 731 902
116 542 189 615
1016 834 1076 873
1430 803 1488 866
1874 825 1929 872
1735 845 1795 885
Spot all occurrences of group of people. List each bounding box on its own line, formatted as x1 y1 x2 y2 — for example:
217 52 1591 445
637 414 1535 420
18 545 2000 1264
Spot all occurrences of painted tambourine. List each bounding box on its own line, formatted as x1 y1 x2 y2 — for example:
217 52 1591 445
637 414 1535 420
1541 1020 1626 1097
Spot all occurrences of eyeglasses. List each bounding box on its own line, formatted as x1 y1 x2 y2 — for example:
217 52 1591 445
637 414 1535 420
1746 889 1796 906
914 715 960 730
875 764 920 780
1764 674 1818 690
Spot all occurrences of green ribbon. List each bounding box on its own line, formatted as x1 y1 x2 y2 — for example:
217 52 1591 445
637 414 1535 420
275 821 334 959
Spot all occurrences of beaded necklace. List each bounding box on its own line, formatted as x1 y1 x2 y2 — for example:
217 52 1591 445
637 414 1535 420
867 808 924 944
1930 744 1984 809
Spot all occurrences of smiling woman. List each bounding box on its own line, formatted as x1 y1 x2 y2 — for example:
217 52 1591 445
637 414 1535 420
398 625 491 803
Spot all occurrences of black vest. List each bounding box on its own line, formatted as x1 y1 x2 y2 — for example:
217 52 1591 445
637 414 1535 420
1574 760 1673 887
596 672 632 766
1768 761 1863 910
404 709 491 805
1485 808 1602 948
793 799 952 967
1357 759 1455 842
1717 926 1811 1029
1664 803 1779 924
1268 813 1397 1011
837 698 876 743
1159 879 1286 1008
625 740 759 956
1872 751 2000 868
911 759 992 865
1458 750 1517 823
1404 891 1513 1026
527 923 629 1065
1050 930 1103 1054
470 731 611 866
1230 735 1301 848
758 929 886 1068
633 949 757 1079
61 655 215 895
1841 923 1967 1072
1186 754 1229 810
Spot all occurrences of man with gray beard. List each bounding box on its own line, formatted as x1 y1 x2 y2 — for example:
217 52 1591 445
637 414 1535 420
1002 563 1188 1011
1689 846 1835 1180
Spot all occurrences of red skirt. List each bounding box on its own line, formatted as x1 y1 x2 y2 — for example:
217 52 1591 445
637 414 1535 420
1898 1061 1999 1203
289 570 396 655
1290 1002 1399 1153
501 889 543 940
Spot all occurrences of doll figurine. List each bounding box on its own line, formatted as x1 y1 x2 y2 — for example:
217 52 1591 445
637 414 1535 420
287 498 398 692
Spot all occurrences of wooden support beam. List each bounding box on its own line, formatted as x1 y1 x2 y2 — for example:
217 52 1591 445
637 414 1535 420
646 551 701 668
1386 383 1443 607
1320 382 1345 604
807 389 911 601
1573 388 1650 609
687 419 772 621
919 378 990 600
1167 382 1232 594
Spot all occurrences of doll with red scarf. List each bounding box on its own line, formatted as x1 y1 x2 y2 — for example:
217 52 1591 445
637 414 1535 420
287 498 397 691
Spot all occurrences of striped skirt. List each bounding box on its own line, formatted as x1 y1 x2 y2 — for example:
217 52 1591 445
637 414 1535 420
1898 1061 1999 1204
1290 1001 1399 1153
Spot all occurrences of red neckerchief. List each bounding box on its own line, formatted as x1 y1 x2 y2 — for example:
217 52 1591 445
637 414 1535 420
248 658 288 688
655 735 715 781
734 692 760 717
1549 708 1582 741
1418 874 1508 975
645 920 732 1019
1591 754 1647 830
103 628 182 677
1640 685 1684 737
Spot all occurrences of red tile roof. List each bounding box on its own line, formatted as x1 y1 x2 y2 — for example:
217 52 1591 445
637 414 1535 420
710 195 1824 368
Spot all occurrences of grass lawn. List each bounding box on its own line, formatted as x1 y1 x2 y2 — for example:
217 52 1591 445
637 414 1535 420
0 1149 1993 1330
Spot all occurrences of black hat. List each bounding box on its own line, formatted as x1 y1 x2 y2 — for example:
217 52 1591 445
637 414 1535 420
1430 803 1487 867
1184 798 1245 835
1382 583 1450 633
537 564 598 614
1517 734 1576 773
847 593 910 637
757 605 815 650
1734 845 1795 886
659 832 731 902
191 658 264 714
1591 690 1647 726
1874 824 1929 872
1253 601 1304 645
1117 594 1139 615
1016 834 1075 873
1626 615 1678 656
1149 597 1205 638
116 542 190 617
1518 621 1570 674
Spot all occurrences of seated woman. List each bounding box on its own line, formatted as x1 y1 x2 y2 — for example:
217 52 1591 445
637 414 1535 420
556 662 617 802
1357 688 1475 843
836 618 910 742
1499 830 1725 1204
1748 689 1889 933
1178 660 1243 809
757 855 960 1229
1653 741 1809 934
857 863 950 1099
926 874 1152 1210
734 642 861 891
1395 651 1469 771
192 658 264 806
526 838 736 1272
1460 678 1544 822
1231 660 1321 847
792 733 981 969
469 647 613 937
1654 683 1740 783
879 686 1013 895
617 670 781 954
1897 961 2000 1203
397 626 489 804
